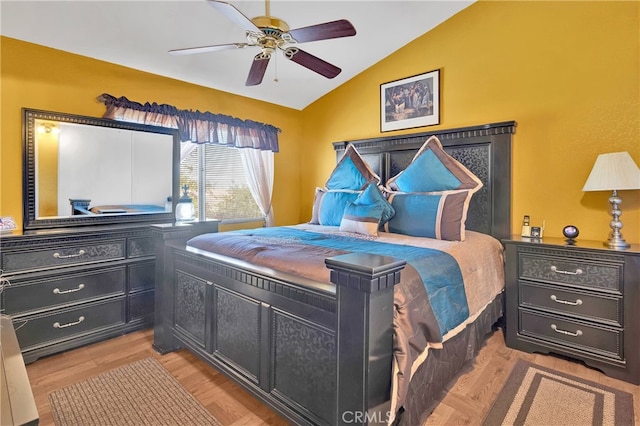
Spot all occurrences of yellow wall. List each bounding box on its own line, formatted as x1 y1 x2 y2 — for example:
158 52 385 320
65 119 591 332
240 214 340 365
300 0 640 244
2 1 639 244
0 36 301 229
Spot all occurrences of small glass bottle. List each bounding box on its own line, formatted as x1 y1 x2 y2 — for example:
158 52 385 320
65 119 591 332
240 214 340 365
521 215 531 237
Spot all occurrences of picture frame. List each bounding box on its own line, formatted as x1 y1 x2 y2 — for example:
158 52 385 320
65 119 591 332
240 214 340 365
380 69 440 132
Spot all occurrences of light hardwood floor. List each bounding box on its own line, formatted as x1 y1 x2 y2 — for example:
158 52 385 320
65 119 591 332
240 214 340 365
26 327 639 425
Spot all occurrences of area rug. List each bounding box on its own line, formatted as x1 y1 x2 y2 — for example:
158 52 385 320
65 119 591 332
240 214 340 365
483 359 634 425
49 357 222 426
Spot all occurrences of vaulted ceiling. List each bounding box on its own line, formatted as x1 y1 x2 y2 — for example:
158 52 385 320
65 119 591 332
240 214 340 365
1 1 473 110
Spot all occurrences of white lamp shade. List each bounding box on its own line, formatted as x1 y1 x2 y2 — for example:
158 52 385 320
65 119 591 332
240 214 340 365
582 151 640 191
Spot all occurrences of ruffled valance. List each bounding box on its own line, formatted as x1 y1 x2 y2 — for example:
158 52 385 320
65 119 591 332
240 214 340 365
97 93 280 152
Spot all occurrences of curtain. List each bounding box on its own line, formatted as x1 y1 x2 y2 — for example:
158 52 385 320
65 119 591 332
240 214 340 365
180 142 197 163
98 93 280 152
98 93 279 225
240 148 275 226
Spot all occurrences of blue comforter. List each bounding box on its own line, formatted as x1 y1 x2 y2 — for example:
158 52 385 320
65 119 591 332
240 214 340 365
188 226 469 338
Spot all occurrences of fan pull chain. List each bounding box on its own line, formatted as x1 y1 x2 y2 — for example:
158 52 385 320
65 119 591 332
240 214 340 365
273 52 279 82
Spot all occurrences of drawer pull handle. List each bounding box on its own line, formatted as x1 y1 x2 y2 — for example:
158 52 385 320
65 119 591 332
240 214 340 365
53 249 86 259
53 316 85 329
550 265 583 275
53 284 85 295
550 295 583 306
551 323 582 337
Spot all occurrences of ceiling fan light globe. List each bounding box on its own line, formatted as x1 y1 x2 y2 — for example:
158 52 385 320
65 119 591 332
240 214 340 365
280 33 295 45
284 47 299 59
257 50 273 59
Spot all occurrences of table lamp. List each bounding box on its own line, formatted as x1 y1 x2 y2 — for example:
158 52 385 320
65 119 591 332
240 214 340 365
582 151 640 249
175 184 195 222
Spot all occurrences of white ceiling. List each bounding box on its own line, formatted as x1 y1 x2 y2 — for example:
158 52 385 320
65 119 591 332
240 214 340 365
1 0 473 110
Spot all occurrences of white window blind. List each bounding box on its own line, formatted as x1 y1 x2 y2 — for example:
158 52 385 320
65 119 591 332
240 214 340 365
180 144 261 221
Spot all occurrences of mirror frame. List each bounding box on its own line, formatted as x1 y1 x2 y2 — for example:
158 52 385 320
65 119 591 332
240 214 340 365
22 108 180 230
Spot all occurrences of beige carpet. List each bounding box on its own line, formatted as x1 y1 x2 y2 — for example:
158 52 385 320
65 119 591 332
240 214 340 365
483 359 634 426
49 357 222 426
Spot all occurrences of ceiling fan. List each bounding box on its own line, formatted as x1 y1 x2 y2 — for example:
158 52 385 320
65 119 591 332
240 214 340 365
169 0 356 86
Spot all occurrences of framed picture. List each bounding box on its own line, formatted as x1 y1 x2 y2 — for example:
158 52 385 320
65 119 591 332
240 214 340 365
380 69 440 132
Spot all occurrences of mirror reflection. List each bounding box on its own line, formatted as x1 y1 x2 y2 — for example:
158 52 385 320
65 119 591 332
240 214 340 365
23 109 179 230
34 119 173 218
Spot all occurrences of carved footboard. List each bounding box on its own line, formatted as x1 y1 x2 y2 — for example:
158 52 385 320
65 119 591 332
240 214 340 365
150 121 515 424
152 225 406 425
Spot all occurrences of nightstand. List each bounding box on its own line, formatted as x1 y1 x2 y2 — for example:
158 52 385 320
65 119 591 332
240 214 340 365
503 236 640 384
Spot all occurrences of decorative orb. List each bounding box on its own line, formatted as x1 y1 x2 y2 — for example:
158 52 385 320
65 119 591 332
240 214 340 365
562 225 579 243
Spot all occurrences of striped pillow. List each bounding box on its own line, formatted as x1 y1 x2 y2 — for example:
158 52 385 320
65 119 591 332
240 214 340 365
384 190 472 241
340 202 386 236
310 188 361 226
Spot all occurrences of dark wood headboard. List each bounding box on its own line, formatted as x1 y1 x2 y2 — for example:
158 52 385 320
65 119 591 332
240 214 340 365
333 121 516 241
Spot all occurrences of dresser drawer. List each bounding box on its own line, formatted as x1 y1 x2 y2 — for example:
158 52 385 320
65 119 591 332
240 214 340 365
128 236 154 258
3 267 126 316
519 281 621 326
518 310 622 360
2 240 126 273
14 298 126 351
129 260 155 291
519 253 621 292
129 289 154 322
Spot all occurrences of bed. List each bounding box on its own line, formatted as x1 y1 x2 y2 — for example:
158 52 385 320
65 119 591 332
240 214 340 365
152 121 516 425
69 198 166 215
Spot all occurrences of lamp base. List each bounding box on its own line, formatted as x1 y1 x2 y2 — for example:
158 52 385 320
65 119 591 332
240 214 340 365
604 238 630 249
604 189 630 250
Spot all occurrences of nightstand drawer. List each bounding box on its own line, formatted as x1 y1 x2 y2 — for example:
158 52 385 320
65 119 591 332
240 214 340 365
2 240 126 273
3 267 126 315
519 310 622 360
14 298 126 351
519 254 621 292
520 282 621 326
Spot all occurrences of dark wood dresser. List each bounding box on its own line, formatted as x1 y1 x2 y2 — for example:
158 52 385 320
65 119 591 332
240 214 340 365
0 224 157 363
504 236 640 384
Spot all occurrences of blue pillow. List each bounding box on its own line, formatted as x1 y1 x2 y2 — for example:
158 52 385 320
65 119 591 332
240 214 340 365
386 136 482 193
340 202 385 236
310 188 361 226
326 143 380 190
353 182 395 225
384 190 472 241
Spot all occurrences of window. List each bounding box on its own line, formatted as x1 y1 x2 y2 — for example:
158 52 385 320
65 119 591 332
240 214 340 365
180 144 262 221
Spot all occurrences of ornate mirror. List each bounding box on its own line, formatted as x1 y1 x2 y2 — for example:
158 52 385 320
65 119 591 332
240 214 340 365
23 108 180 230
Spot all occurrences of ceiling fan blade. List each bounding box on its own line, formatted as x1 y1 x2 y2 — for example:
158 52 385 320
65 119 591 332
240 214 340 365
285 48 341 79
246 54 270 86
288 19 356 43
169 43 250 56
207 1 262 34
